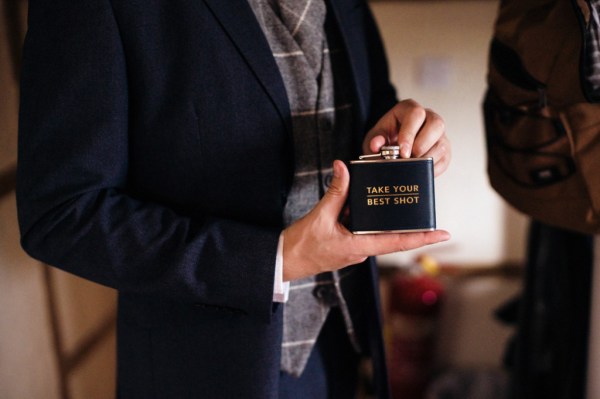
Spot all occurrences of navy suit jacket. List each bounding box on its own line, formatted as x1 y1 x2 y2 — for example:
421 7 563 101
18 0 397 397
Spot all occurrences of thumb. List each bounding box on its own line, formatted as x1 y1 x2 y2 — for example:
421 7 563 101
317 160 350 217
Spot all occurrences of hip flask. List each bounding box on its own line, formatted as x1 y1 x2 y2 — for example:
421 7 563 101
348 146 436 234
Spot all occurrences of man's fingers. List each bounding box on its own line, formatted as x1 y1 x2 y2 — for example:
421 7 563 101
394 100 427 158
317 160 350 218
367 134 387 154
411 110 446 158
352 229 451 256
420 136 451 176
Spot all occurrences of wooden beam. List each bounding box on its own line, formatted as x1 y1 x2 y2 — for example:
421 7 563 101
63 312 117 373
3 0 27 83
43 264 117 398
43 265 71 399
0 163 17 199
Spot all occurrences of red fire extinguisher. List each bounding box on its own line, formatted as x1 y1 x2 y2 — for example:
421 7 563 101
386 255 444 399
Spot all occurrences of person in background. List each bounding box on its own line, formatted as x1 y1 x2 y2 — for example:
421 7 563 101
16 0 450 398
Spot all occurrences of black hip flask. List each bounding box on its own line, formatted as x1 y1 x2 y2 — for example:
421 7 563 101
348 146 436 234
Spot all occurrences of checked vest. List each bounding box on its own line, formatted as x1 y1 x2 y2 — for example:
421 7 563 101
248 0 362 377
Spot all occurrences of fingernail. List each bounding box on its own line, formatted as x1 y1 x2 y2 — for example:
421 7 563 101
332 160 340 178
400 143 411 158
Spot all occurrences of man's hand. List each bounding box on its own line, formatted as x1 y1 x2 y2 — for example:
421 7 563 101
282 160 450 281
362 99 451 177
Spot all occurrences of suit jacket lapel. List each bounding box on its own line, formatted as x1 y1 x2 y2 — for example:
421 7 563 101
326 0 368 126
325 0 370 158
203 0 292 136
203 0 371 154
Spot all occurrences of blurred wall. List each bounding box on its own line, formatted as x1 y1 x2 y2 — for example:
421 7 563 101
371 0 529 267
371 0 525 374
0 2 117 398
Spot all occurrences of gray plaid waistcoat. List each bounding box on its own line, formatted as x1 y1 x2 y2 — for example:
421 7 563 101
248 0 361 377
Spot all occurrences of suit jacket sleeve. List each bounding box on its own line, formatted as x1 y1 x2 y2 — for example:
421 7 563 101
17 0 280 322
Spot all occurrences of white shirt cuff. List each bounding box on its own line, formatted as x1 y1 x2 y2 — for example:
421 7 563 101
273 233 290 303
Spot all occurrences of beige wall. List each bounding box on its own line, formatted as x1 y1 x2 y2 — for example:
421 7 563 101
0 2 117 398
0 193 61 399
371 0 529 267
371 0 525 372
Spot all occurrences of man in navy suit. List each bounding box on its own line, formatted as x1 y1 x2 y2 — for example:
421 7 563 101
17 0 450 397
